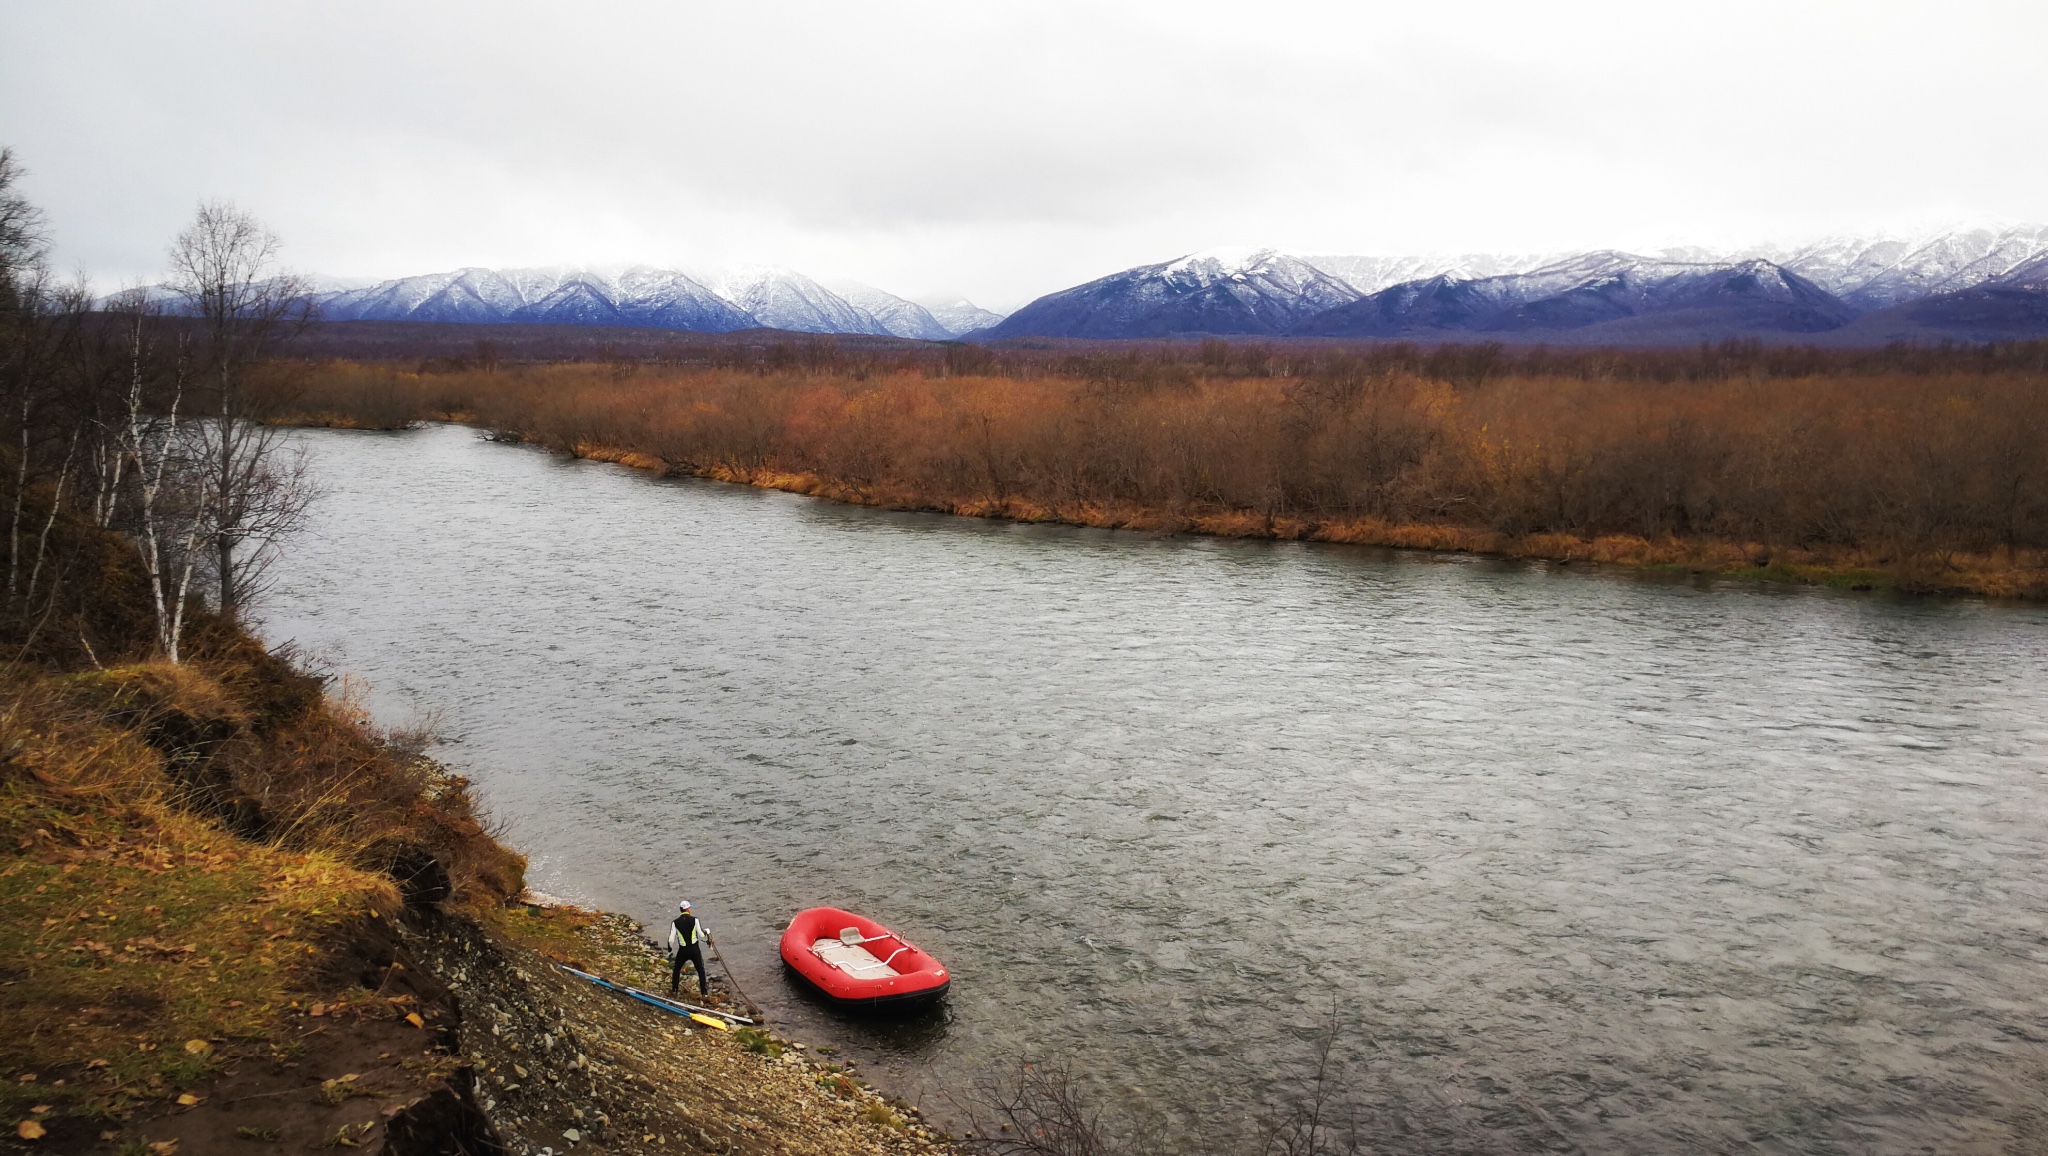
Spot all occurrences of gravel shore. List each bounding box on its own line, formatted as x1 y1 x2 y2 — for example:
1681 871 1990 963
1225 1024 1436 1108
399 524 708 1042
424 900 958 1156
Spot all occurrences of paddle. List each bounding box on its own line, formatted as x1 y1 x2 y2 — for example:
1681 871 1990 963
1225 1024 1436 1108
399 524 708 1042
556 964 755 1025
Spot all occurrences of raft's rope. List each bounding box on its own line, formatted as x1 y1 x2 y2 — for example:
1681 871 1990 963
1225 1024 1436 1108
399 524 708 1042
705 935 763 1020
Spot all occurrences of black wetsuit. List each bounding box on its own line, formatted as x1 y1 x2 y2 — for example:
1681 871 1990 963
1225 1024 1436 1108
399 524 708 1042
669 912 707 997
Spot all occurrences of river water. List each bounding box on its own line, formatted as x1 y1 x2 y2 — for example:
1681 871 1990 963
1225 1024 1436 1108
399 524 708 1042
264 424 2048 1153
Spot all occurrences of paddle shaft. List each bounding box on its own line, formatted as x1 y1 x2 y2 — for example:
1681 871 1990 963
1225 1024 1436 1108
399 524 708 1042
557 964 755 1025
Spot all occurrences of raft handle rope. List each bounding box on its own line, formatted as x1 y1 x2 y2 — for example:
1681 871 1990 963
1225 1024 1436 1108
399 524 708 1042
816 943 914 973
704 933 763 1021
815 926 921 971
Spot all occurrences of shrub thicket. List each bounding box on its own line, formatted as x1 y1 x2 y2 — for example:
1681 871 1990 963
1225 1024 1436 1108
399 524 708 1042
278 354 2048 596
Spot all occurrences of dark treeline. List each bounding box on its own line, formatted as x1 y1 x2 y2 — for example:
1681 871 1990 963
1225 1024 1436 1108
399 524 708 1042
277 317 2048 388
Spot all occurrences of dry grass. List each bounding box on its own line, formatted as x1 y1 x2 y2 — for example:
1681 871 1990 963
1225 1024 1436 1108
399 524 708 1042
0 630 528 1134
0 677 401 1127
66 646 526 908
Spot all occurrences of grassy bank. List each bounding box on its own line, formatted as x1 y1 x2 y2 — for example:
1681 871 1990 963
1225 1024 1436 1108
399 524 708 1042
0 632 520 1151
278 356 2048 599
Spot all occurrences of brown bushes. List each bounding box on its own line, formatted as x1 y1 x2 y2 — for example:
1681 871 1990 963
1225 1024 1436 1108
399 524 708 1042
278 355 2048 597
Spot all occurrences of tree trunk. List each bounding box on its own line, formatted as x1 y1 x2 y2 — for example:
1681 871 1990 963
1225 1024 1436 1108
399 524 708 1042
217 533 235 621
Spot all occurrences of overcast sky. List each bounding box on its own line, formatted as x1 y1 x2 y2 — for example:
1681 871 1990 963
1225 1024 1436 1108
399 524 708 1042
3 0 2043 309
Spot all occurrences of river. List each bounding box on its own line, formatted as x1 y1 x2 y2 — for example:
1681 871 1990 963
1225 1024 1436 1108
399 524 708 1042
264 423 2048 1153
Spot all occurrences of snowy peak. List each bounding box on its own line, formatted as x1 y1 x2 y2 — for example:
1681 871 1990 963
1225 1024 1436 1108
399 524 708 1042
1992 250 2048 292
1295 252 1854 340
1304 252 1560 294
993 228 2048 343
297 225 2048 345
314 265 754 331
921 298 1007 338
689 265 888 336
985 247 1359 339
1752 225 2048 309
824 281 956 341
309 264 994 336
1158 247 1357 306
1159 246 1285 285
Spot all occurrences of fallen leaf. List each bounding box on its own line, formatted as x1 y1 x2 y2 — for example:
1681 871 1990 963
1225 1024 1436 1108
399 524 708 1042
149 1142 179 1155
308 1003 327 1018
15 1073 34 1083
85 1059 109 1069
29 1105 49 1114
176 1093 201 1106
17 1120 45 1139
405 1013 424 1029
182 1039 211 1056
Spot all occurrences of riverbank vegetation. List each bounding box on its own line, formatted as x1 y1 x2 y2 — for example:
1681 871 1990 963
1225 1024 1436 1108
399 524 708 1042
280 340 2048 598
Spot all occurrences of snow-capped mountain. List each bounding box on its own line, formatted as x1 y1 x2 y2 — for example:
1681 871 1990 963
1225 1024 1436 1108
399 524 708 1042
923 298 1008 337
309 264 1002 339
1747 225 2048 311
316 266 757 332
824 281 956 341
1298 253 1854 339
1996 250 2048 292
989 229 2048 343
687 265 891 336
983 247 1362 339
1303 252 1559 295
287 225 2048 346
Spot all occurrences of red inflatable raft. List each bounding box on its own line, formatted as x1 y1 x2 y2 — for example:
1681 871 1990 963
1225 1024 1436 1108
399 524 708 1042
779 907 949 1011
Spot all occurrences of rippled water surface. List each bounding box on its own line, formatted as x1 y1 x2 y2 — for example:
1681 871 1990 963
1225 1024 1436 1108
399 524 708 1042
266 424 2048 1153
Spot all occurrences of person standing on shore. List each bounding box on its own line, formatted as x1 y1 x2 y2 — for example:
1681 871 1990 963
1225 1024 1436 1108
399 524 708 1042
668 900 710 998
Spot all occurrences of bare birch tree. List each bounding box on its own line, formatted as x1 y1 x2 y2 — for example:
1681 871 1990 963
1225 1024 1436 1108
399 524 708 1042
1 147 55 610
167 200 313 621
91 290 215 660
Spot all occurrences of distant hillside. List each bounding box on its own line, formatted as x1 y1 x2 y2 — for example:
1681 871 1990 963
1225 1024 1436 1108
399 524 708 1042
309 265 1003 340
241 226 2048 347
924 297 1008 338
1296 254 1855 342
981 248 1360 339
825 281 955 341
985 228 2048 345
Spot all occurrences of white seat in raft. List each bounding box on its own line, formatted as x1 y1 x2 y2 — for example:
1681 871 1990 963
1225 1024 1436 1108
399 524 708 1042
811 938 901 978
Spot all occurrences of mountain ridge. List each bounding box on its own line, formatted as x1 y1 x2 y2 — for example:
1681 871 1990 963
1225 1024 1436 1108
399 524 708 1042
983 227 2048 344
308 265 1005 340
267 225 2048 346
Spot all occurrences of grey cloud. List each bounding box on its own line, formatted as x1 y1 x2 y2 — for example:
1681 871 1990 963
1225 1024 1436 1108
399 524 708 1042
3 0 2045 305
